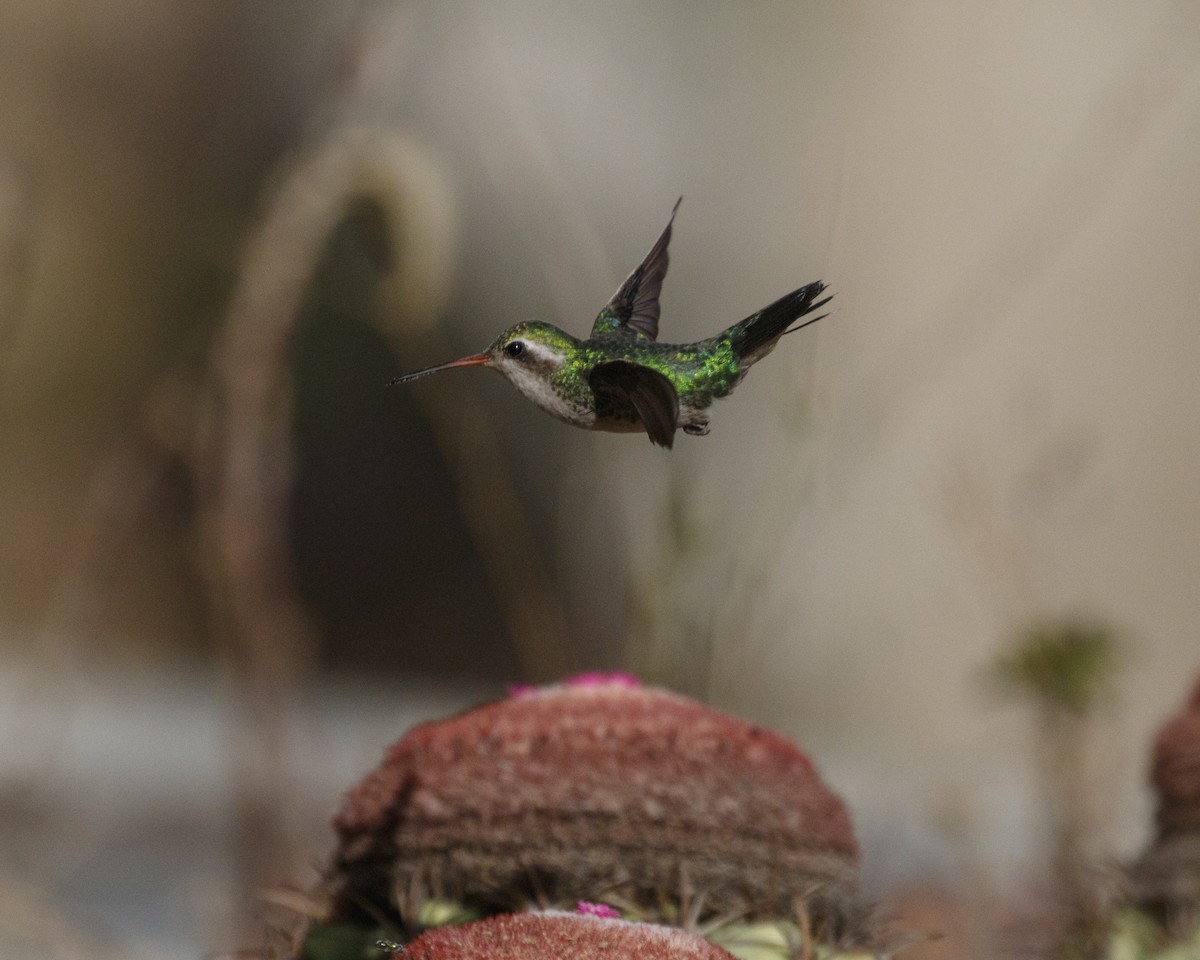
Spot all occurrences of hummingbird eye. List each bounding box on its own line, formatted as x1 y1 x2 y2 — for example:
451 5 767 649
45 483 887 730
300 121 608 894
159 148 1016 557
505 341 526 358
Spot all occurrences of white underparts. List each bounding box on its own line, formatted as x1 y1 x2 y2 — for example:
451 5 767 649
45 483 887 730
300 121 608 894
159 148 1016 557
492 344 592 427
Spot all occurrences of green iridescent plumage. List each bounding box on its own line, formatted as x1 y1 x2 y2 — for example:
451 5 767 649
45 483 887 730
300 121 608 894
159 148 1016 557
551 334 741 429
390 201 830 448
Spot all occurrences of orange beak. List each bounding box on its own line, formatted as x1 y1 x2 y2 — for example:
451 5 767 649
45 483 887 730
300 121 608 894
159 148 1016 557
388 352 489 385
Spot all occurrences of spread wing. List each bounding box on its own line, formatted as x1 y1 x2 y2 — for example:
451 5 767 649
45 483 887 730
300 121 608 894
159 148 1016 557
590 198 681 341
588 360 680 448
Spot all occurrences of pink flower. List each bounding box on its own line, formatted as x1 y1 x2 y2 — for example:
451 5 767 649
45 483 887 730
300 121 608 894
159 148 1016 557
564 672 641 689
508 673 641 699
575 901 620 919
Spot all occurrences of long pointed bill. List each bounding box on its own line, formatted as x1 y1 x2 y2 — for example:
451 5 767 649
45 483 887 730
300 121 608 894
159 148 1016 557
388 353 489 385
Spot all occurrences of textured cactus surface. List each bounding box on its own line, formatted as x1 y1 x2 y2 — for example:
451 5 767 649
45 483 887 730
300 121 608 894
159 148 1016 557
329 678 859 929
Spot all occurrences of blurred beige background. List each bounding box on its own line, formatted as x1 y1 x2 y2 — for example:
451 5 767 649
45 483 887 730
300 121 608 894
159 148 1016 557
1 1 1199 957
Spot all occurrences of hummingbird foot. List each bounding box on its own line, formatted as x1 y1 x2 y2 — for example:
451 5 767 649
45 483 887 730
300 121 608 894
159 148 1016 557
682 419 710 437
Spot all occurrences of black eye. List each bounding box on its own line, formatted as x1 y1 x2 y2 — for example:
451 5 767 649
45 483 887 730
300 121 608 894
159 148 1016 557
505 341 525 358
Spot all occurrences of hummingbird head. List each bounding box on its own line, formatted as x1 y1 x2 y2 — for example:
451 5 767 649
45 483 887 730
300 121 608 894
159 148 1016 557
390 321 580 410
481 321 578 400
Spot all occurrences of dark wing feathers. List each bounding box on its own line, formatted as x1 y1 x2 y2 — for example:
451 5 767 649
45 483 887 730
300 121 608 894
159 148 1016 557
590 198 682 341
588 360 679 448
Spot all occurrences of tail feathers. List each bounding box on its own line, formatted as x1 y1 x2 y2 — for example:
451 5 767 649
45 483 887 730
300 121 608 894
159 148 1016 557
730 281 831 362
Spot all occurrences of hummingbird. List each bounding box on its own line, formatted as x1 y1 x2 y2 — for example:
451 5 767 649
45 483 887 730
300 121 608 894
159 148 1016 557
390 200 830 448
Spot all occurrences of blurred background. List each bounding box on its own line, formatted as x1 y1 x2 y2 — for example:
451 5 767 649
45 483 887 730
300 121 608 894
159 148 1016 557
2 1 1199 957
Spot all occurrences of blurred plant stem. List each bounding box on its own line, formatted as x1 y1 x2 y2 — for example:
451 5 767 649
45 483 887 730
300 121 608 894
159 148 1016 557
990 619 1120 954
0 155 35 365
403 331 571 682
195 10 571 936
192 2 429 937
202 133 334 937
625 474 716 696
197 128 464 937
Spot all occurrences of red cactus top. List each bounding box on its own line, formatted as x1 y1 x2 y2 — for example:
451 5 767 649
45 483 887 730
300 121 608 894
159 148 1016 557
1150 672 1200 831
336 680 858 859
403 912 736 960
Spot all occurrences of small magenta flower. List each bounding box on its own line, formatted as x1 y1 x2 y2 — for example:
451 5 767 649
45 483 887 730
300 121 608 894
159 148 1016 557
564 671 641 689
576 901 620 919
508 672 642 699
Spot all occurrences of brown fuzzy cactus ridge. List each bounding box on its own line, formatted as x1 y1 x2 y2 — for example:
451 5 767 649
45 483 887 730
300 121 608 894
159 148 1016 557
1131 672 1200 934
1150 675 1200 832
329 677 859 931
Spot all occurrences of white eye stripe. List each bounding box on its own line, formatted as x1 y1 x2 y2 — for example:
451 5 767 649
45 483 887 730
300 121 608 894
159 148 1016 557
520 342 558 364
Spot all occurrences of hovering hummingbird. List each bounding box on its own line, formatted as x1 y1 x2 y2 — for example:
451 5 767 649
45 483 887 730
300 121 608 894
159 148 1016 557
390 200 830 448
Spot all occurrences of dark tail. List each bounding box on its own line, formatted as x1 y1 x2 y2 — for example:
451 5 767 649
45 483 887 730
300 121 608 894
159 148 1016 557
729 281 831 363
